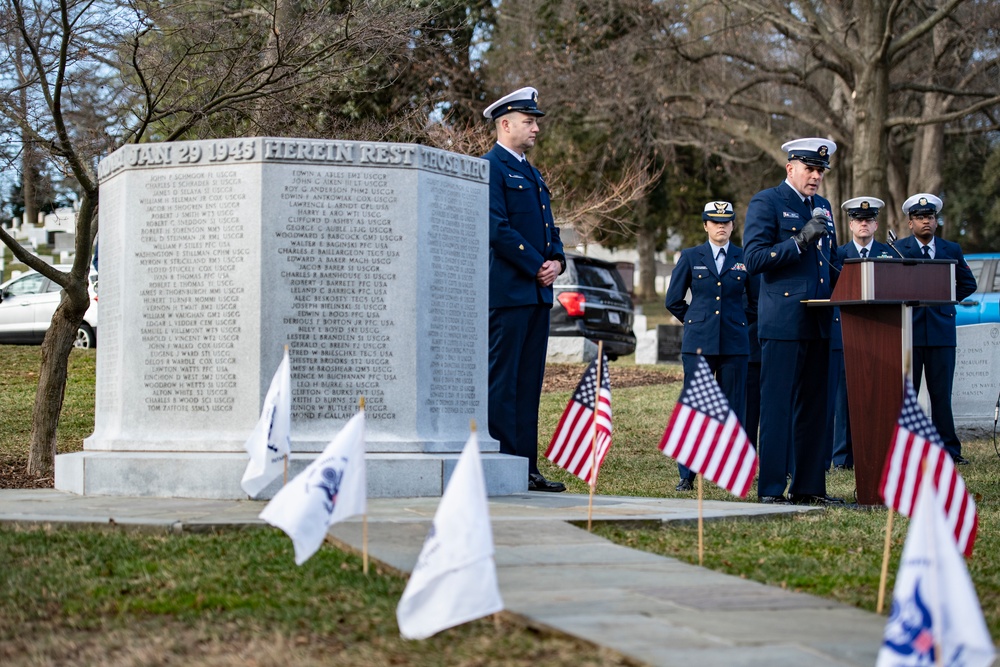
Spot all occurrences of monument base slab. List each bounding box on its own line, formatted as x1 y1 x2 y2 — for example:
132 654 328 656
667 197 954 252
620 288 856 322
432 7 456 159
55 451 528 499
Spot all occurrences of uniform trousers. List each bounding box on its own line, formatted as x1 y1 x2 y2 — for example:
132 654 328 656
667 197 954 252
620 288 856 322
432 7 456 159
831 352 853 468
488 304 550 475
912 345 961 458
757 338 829 498
678 352 747 482
745 361 761 448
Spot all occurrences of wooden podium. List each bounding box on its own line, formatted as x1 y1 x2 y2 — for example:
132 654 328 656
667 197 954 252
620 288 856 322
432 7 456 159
827 258 956 505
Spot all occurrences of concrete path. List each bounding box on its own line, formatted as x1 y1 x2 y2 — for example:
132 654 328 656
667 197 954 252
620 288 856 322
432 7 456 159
1 490 885 666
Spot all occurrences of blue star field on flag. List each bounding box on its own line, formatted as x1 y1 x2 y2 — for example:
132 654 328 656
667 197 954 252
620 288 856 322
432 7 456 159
679 357 730 422
898 383 944 447
571 356 610 409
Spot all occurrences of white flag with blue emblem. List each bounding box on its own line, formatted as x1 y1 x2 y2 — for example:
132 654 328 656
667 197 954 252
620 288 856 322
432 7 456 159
259 410 367 565
241 348 292 498
396 431 503 639
877 471 994 667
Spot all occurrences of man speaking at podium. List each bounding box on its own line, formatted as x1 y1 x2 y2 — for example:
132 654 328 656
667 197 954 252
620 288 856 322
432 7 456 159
744 138 842 505
895 193 977 465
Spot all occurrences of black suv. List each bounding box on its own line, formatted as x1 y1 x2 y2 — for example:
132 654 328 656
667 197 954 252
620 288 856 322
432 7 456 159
550 254 636 359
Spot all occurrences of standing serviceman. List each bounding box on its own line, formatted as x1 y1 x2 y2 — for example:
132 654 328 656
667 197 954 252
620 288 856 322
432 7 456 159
482 87 567 492
665 201 758 491
895 193 978 465
829 197 894 471
743 138 843 505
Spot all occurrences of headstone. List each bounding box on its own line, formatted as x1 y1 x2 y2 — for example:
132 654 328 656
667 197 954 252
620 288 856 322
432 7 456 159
635 329 659 365
55 138 526 499
546 335 598 363
53 232 76 253
953 323 1000 437
656 324 683 362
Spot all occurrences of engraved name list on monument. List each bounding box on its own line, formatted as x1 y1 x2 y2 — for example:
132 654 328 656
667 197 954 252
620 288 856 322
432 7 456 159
274 164 404 424
425 177 481 416
133 142 257 417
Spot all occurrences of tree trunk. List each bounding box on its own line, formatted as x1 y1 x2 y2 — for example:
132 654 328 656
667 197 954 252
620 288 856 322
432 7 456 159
25 202 97 478
19 56 36 231
26 297 87 478
635 225 658 299
851 7 891 203
909 96 945 195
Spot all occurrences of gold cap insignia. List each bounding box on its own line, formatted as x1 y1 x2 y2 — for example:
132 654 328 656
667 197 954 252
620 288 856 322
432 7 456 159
919 197 928 206
818 145 828 157
861 201 869 210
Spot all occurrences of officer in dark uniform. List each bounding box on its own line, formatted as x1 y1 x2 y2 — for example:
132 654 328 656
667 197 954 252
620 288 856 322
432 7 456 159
743 138 843 505
829 197 894 471
895 193 978 465
665 201 758 491
482 87 567 492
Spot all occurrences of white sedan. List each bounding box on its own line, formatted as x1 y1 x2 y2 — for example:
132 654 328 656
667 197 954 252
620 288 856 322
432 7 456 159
0 264 98 348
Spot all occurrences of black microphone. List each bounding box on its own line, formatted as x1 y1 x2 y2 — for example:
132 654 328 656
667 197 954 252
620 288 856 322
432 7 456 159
885 228 904 258
809 207 841 272
811 207 832 231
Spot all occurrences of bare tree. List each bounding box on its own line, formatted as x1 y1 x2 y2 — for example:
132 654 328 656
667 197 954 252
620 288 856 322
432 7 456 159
654 0 1000 236
0 0 430 478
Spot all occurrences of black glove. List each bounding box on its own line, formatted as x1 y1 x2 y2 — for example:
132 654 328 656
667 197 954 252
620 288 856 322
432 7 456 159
792 218 827 251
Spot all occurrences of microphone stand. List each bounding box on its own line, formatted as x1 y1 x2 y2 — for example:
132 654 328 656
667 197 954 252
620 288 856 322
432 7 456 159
886 229 905 259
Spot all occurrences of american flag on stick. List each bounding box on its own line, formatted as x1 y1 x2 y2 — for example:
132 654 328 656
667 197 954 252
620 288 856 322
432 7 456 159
880 378 978 557
658 355 756 498
545 355 612 485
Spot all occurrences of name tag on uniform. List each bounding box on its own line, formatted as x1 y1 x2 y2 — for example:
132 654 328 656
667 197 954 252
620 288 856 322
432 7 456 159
507 173 526 179
693 265 708 270
782 211 800 218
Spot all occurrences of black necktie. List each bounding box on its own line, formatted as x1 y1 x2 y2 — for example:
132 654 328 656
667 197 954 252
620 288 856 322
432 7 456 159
860 247 868 258
717 248 726 261
806 197 814 212
922 245 931 259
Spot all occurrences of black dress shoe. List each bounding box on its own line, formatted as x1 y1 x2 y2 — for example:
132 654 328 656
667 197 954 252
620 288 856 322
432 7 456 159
675 478 694 492
788 494 845 506
528 473 566 492
759 495 790 505
952 454 970 466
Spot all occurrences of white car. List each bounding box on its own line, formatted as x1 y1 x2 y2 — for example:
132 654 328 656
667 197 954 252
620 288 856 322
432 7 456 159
0 264 98 348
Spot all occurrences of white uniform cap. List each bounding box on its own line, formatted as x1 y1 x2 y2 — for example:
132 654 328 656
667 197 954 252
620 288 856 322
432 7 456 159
781 138 837 168
702 201 735 222
483 87 545 120
841 196 885 218
902 193 943 216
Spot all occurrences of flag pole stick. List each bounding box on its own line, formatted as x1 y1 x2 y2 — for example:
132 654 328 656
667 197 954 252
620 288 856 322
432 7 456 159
587 342 604 532
877 356 911 611
876 507 894 613
697 473 704 567
360 395 369 576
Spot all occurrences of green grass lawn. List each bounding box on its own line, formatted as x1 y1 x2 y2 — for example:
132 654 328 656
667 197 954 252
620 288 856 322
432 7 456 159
0 525 631 666
2 343 999 657
537 360 1000 641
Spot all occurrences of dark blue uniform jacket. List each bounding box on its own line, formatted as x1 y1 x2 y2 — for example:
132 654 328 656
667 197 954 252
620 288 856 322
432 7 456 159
665 242 758 355
484 144 564 308
743 183 840 340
